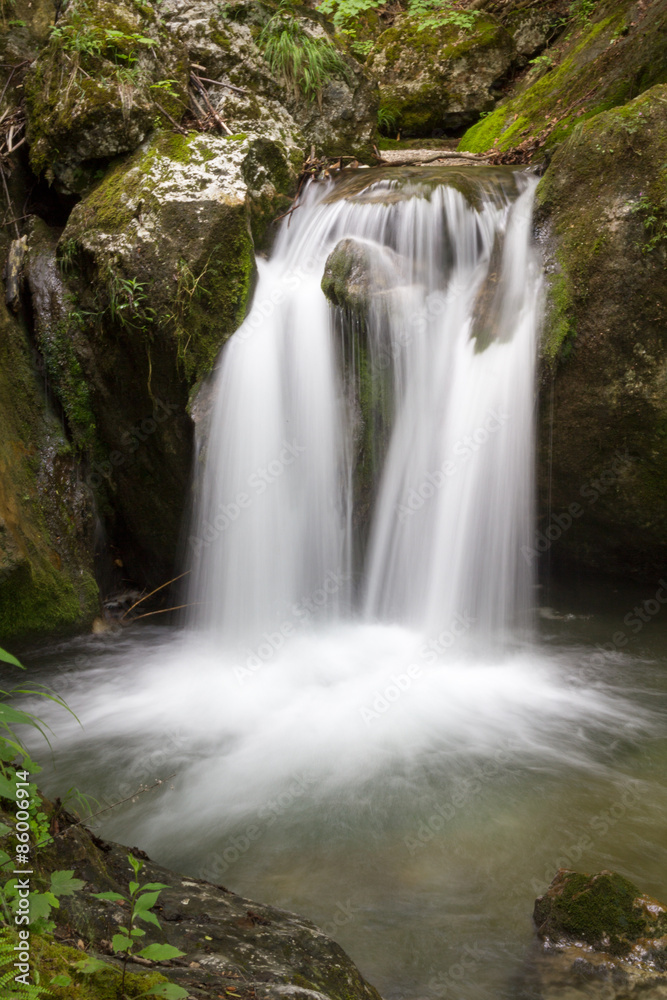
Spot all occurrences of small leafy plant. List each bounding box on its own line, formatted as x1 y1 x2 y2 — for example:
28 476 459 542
93 853 187 999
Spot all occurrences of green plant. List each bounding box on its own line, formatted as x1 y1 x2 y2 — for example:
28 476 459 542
568 0 597 24
529 51 555 73
377 105 398 135
93 853 187 999
106 274 156 330
630 194 667 254
259 7 349 104
0 929 49 999
406 0 478 32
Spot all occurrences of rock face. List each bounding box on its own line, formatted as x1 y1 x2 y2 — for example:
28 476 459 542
523 869 667 998
25 800 382 1000
532 83 667 579
0 268 99 642
368 13 516 136
458 0 667 157
45 128 301 586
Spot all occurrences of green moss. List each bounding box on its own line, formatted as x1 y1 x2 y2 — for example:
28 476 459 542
535 871 648 953
458 2 667 157
542 269 577 363
26 932 172 1000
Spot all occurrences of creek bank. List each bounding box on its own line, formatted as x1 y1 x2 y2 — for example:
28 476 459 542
0 795 382 1000
523 869 667 998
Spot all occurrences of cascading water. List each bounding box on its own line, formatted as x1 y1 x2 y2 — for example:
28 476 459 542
18 167 666 1000
188 168 542 645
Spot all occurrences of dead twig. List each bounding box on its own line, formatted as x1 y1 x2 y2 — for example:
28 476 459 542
190 72 233 135
120 570 191 621
191 73 248 95
153 100 189 135
53 773 177 839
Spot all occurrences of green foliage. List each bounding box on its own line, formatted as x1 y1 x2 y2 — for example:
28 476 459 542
530 51 555 73
0 930 50 999
106 274 156 331
630 194 667 254
406 0 478 32
259 6 349 104
50 18 158 67
377 105 398 135
94 853 187 999
568 0 598 25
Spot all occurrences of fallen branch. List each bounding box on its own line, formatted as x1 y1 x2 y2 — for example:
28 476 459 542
153 100 189 135
190 72 233 135
373 148 494 166
120 570 191 622
191 72 248 95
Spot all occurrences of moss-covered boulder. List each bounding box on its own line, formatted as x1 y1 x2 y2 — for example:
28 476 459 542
322 237 403 313
524 869 667 998
30 127 297 587
160 0 378 159
0 250 99 643
368 13 515 136
8 795 383 1000
458 0 667 158
531 83 667 578
24 0 189 192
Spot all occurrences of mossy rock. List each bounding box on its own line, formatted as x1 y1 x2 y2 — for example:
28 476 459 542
0 285 99 643
532 82 667 579
24 0 189 190
368 13 515 136
458 0 667 157
533 869 665 952
37 129 297 587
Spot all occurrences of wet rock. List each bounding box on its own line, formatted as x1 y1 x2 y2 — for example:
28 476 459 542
25 800 383 1000
521 869 667 999
368 14 515 136
0 241 99 642
533 83 667 579
321 237 403 314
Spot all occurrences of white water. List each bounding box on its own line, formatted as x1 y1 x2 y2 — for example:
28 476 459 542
188 169 542 645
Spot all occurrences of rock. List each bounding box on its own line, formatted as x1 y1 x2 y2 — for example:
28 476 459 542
458 0 667 157
159 0 378 159
321 237 403 313
533 83 667 579
36 127 297 586
24 797 382 1000
503 5 564 65
0 241 99 642
24 0 189 192
368 13 516 136
521 869 667 999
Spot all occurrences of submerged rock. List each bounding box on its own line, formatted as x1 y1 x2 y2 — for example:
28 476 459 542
368 13 515 136
322 237 403 314
521 869 667 998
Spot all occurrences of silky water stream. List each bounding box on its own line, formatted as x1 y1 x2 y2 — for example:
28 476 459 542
19 168 667 999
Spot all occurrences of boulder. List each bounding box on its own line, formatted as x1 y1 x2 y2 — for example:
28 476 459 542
36 126 299 587
368 13 516 136
533 83 667 579
522 869 667 999
0 238 99 642
24 0 189 192
18 795 383 1000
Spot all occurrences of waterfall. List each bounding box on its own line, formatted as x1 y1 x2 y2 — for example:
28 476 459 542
187 168 542 648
